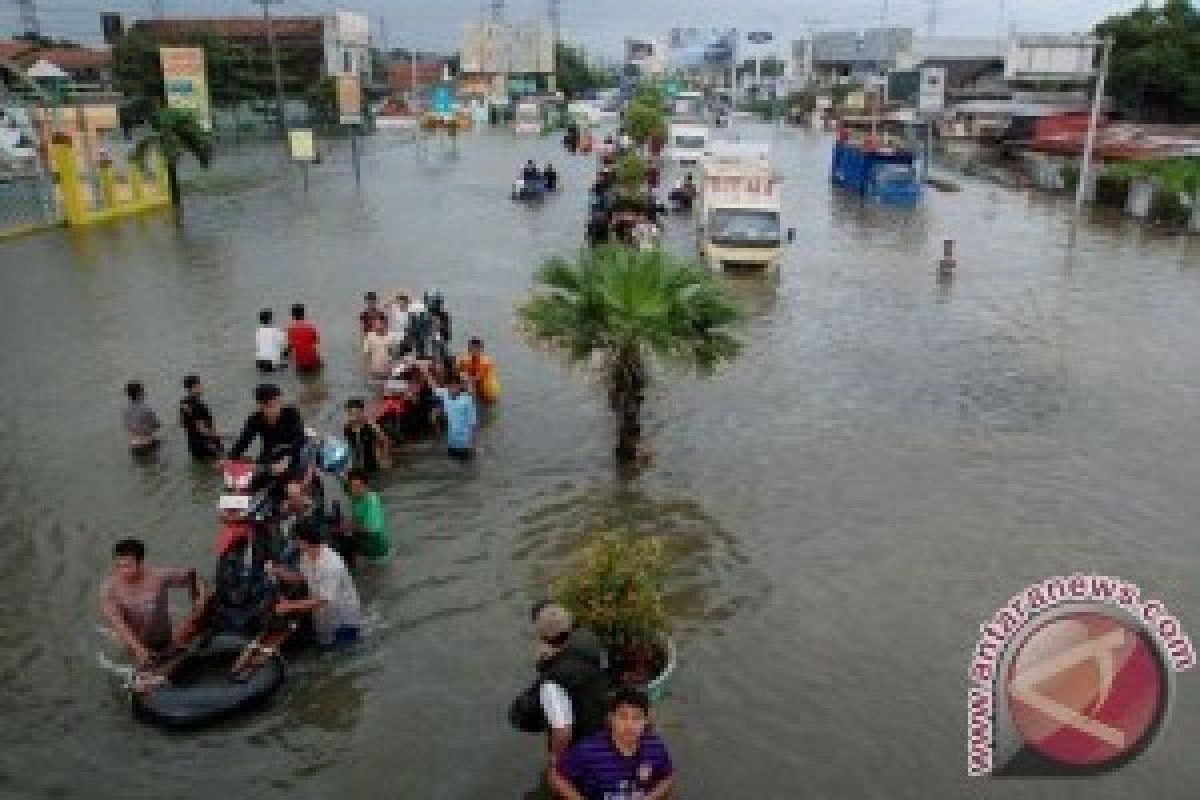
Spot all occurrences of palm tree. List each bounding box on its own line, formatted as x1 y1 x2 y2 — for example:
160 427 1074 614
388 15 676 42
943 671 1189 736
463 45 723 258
519 245 742 463
132 108 213 217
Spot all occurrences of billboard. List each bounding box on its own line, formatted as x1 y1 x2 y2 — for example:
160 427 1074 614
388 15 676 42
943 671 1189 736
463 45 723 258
1005 35 1100 83
337 74 362 125
919 66 946 114
462 19 553 75
667 28 737 69
159 47 211 131
626 39 654 62
325 11 370 77
332 11 369 47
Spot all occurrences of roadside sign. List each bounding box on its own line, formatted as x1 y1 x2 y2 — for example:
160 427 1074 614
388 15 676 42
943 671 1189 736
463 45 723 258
919 67 946 114
160 47 211 131
288 129 316 162
337 74 362 125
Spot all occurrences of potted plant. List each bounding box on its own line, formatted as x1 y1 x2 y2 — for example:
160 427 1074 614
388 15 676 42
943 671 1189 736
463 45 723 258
550 532 676 702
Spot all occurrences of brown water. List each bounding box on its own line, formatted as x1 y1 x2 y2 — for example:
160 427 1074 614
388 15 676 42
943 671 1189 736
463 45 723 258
0 125 1198 799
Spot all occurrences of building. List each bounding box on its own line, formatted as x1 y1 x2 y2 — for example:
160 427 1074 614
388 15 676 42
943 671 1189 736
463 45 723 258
792 28 1004 92
459 17 555 102
0 41 113 89
131 12 370 94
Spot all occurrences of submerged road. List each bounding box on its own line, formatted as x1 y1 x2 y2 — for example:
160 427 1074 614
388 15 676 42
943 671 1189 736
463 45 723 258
0 123 1198 798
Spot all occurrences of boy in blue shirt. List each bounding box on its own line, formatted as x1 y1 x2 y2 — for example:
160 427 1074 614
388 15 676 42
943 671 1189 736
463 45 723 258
434 374 478 461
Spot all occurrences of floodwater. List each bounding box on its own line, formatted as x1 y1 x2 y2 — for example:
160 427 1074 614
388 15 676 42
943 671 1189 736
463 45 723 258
1 124 1198 799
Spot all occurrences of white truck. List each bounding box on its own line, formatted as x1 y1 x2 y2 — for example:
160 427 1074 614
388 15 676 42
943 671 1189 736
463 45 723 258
666 122 710 166
696 142 784 273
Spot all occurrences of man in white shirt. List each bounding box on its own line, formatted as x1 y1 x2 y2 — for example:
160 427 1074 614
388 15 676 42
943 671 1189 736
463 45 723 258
533 603 611 761
255 308 288 373
270 521 363 646
362 316 396 378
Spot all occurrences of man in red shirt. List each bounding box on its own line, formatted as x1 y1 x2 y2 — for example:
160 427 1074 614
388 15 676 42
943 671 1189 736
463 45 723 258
287 303 322 373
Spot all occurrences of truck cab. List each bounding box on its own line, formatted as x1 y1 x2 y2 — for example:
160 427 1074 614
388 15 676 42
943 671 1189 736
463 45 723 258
667 123 710 166
697 145 783 274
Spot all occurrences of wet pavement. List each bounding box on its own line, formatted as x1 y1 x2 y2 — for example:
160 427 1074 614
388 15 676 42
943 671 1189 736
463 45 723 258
0 123 1198 798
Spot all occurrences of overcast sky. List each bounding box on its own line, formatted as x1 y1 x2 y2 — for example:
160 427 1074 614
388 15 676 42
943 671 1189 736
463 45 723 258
3 0 1144 55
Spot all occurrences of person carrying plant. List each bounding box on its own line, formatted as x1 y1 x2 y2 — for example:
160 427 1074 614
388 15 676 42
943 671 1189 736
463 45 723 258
533 603 612 763
550 687 676 800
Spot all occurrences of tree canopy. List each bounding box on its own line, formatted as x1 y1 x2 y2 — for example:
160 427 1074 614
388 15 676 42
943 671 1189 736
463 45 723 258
1094 0 1200 123
555 42 617 98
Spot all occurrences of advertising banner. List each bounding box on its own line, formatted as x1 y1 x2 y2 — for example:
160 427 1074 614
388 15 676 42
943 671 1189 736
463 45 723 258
337 74 362 125
159 47 211 131
667 28 737 70
919 66 946 114
288 129 315 162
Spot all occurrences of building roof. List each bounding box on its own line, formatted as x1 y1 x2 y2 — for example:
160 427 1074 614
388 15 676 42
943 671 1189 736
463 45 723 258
26 59 69 79
0 40 36 63
132 16 325 41
32 47 111 71
387 61 446 91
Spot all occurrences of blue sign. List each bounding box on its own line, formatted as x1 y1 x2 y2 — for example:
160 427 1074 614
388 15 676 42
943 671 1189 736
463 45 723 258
430 84 455 114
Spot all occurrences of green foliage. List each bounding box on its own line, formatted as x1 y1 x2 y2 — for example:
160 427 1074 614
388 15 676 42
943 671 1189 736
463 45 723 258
614 152 647 192
113 30 258 125
132 107 213 209
555 42 617 99
1102 158 1200 196
623 100 666 144
305 77 337 125
519 245 742 378
1094 0 1200 122
631 84 666 110
551 533 669 653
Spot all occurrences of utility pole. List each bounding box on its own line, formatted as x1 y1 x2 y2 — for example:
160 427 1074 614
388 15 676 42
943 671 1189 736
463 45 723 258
150 0 164 19
547 0 560 46
15 0 40 37
253 0 288 136
1075 37 1113 216
926 0 939 36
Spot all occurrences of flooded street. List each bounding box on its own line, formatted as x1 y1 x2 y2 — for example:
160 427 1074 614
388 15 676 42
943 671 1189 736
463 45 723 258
1 123 1198 798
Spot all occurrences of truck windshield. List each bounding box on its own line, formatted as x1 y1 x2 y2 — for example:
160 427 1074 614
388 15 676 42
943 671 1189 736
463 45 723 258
674 135 707 149
709 209 781 245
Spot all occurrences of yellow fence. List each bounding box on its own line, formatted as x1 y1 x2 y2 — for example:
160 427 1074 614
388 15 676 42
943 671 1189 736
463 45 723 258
49 135 171 227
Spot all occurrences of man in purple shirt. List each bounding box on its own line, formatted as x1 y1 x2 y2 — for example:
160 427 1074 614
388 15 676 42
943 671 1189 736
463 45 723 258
551 687 676 800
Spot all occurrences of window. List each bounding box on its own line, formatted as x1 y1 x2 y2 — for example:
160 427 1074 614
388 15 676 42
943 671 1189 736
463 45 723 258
674 135 706 150
708 209 781 245
344 50 353 74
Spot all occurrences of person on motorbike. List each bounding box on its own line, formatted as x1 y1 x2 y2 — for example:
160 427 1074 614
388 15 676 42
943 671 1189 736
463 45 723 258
543 163 558 192
225 384 313 511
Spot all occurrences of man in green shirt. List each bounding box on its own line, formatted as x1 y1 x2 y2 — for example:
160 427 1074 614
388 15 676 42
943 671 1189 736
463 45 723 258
346 468 391 565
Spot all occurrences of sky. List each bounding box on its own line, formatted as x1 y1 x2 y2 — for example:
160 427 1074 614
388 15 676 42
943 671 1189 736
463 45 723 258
2 0 1146 56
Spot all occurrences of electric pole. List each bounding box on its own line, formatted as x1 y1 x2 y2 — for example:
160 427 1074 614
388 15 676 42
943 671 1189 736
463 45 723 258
548 0 560 47
252 0 288 136
926 0 940 36
15 0 40 38
150 0 164 19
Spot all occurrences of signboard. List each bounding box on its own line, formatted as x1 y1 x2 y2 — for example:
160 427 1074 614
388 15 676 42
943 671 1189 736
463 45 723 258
288 129 315 162
1005 35 1099 83
333 11 369 47
508 78 538 97
746 31 773 45
626 39 654 61
667 28 737 69
160 47 211 131
430 84 456 115
336 74 362 125
919 66 946 114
